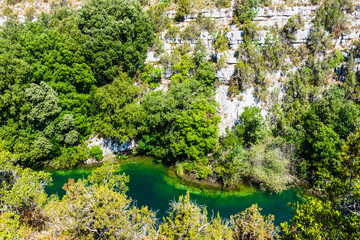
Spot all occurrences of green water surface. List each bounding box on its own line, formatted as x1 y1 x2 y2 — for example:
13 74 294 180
45 159 303 225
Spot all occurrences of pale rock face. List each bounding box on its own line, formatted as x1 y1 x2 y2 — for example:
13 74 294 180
87 136 137 157
84 158 99 165
216 65 236 84
216 85 266 136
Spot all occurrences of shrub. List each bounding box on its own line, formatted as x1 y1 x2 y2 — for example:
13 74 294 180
174 0 192 22
215 0 231 8
147 3 171 32
180 24 200 41
164 25 180 39
233 0 261 26
89 145 103 161
213 31 229 52
196 13 217 33
281 14 302 41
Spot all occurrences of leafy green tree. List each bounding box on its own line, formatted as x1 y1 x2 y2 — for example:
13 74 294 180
0 139 51 228
147 3 170 32
159 192 233 239
25 82 61 128
170 98 221 163
280 197 360 239
236 106 267 146
78 0 154 83
174 0 192 22
89 145 103 161
138 77 218 163
231 204 278 240
93 74 142 141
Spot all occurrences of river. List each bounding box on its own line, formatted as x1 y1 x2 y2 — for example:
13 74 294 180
45 158 303 225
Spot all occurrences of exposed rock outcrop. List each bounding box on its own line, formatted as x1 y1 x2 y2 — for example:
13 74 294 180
87 135 137 157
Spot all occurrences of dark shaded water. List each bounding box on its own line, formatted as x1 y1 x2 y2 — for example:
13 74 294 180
45 159 303 225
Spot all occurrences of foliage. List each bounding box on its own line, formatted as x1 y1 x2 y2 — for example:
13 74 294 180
281 14 302 42
147 3 171 32
89 145 103 161
0 139 51 229
313 0 349 37
216 0 231 8
44 171 156 239
174 0 192 22
213 30 229 52
78 0 155 83
280 197 360 239
93 74 142 141
306 21 332 55
245 139 294 193
170 98 220 163
180 23 201 41
196 13 217 33
233 0 261 26
231 204 278 240
159 192 233 239
234 41 266 91
343 54 360 102
236 106 267 146
138 77 219 163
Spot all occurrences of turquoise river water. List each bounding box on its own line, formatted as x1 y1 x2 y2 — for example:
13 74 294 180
45 159 303 226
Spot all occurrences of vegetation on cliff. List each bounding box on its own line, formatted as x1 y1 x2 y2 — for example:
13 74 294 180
0 0 360 238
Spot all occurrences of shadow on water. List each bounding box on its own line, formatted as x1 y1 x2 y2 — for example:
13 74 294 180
45 158 304 226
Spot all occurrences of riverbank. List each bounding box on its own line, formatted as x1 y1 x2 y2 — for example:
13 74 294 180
80 154 299 196
45 157 304 225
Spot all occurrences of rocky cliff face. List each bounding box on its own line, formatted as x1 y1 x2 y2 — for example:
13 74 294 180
87 135 137 159
2 0 360 138
146 1 360 135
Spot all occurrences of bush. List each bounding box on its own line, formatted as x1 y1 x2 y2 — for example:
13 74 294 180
233 0 261 26
281 14 302 41
180 24 200 41
196 13 217 33
213 31 229 52
236 106 267 146
174 0 192 22
215 0 231 8
147 3 170 32
164 25 180 39
246 142 293 193
89 145 103 161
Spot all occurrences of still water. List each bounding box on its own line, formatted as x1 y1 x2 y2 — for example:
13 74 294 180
45 159 303 225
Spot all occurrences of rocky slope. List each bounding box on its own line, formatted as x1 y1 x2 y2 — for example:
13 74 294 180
146 0 360 135
2 0 360 149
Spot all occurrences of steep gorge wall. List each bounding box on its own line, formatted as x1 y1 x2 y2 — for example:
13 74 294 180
146 1 360 135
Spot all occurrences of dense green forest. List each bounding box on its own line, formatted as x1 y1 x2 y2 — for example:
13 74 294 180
1 0 360 238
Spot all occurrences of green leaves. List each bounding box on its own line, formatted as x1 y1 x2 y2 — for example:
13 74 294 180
159 192 233 239
138 76 220 163
236 106 267 146
79 0 154 82
26 82 61 126
232 204 278 240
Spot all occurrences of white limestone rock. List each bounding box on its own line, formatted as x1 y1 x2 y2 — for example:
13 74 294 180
215 85 266 136
87 136 137 157
84 158 99 165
